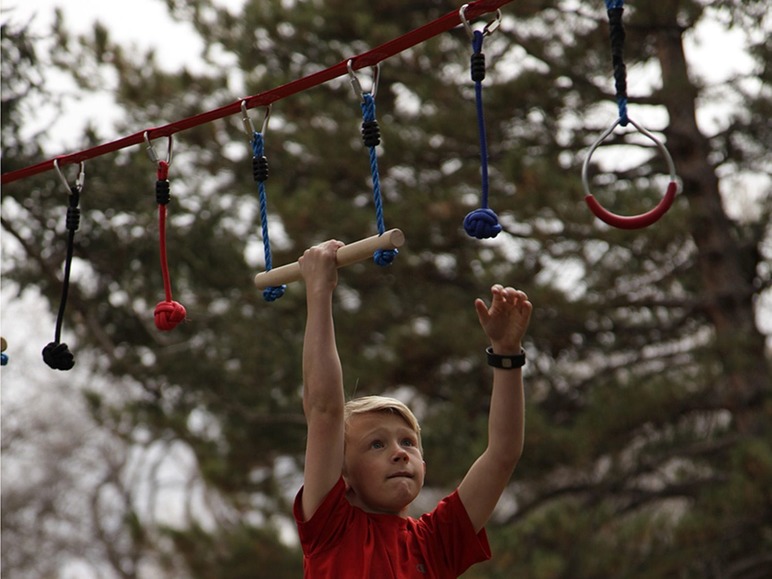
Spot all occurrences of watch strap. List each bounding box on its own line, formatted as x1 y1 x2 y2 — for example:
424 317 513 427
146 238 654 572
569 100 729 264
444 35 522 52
486 346 526 369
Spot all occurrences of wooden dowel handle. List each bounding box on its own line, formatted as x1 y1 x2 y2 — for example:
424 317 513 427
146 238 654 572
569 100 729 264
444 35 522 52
254 228 405 290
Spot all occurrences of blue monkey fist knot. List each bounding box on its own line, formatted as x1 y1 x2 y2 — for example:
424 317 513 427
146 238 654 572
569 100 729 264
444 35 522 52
374 249 398 267
464 208 502 239
263 285 287 302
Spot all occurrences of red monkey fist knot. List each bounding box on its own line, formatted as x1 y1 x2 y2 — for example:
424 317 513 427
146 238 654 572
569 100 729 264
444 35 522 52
154 300 187 331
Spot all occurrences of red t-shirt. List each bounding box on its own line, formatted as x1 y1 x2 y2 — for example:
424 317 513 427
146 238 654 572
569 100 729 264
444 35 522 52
293 477 491 578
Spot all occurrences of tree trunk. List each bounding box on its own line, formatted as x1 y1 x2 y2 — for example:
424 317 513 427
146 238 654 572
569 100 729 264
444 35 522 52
653 1 769 434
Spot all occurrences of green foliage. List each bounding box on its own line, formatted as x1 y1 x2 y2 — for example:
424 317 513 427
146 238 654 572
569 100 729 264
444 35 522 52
2 0 770 576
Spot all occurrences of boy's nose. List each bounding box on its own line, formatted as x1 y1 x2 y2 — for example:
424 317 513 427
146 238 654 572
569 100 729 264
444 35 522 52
392 447 409 462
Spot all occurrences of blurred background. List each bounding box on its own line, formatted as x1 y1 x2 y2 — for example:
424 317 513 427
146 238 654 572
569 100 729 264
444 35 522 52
1 0 770 577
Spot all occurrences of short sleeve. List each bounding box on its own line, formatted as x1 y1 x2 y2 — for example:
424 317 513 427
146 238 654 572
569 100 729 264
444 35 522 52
293 477 351 557
415 490 491 575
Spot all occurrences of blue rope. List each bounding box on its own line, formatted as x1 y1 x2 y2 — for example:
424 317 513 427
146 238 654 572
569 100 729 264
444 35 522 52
474 34 490 212
361 93 398 266
251 132 286 301
463 30 501 240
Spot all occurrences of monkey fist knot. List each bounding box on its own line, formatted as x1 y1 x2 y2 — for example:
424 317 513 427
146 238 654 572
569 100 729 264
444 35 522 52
463 208 501 239
154 300 187 331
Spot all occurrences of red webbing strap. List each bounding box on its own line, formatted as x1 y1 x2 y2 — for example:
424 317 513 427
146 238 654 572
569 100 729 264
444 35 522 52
2 0 513 185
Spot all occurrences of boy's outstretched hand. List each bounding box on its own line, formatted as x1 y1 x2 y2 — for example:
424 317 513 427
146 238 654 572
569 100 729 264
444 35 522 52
474 285 532 353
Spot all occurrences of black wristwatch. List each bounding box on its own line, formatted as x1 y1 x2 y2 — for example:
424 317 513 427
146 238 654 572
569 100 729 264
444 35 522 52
486 347 526 369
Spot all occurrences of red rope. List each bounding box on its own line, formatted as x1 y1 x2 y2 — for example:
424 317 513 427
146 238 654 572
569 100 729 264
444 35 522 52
153 160 186 331
2 0 513 185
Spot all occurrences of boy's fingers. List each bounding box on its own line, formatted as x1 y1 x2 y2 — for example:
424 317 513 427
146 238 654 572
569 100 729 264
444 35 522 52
474 298 490 323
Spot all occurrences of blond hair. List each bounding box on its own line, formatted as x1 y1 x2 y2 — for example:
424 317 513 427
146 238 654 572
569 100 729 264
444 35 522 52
344 395 422 454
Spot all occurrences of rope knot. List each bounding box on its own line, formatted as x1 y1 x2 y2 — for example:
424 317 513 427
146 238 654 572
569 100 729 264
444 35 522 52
253 155 269 182
156 179 171 205
361 120 381 148
66 188 81 231
463 208 502 239
66 206 81 231
262 285 286 302
471 52 486 82
154 300 187 331
42 341 75 370
374 248 398 266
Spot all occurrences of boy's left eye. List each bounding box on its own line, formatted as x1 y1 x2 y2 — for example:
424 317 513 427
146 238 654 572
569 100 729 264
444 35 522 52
401 438 414 447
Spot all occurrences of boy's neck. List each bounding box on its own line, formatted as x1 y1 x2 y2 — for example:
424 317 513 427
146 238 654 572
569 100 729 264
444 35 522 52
345 489 410 518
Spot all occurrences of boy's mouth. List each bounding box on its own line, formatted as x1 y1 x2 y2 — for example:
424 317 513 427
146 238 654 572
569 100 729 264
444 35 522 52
387 471 414 479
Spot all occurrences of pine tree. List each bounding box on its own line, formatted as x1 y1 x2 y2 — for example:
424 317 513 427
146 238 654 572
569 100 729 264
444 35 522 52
2 0 769 576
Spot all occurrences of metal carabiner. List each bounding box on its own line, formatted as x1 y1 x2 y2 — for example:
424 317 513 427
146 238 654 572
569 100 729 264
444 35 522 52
53 159 85 194
347 59 380 101
144 131 173 167
241 100 271 140
459 4 502 40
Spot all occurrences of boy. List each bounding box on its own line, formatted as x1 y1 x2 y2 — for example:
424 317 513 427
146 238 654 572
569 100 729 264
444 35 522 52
294 239 532 578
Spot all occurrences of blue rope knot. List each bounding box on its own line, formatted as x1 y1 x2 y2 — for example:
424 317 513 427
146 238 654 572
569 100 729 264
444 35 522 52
464 207 501 239
374 248 398 267
262 285 286 302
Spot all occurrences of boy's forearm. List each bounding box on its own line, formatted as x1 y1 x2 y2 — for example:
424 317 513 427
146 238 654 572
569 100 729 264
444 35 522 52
487 365 525 466
302 289 344 416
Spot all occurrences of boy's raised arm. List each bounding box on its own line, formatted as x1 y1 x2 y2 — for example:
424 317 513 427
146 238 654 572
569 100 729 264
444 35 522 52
458 285 533 533
298 240 346 521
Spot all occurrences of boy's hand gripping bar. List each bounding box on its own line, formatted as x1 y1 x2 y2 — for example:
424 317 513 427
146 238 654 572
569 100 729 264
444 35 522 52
254 228 405 290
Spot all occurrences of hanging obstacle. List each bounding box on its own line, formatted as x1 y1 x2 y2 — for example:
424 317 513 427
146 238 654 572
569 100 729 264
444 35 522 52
461 3 503 240
348 60 399 266
242 102 286 302
146 133 187 330
42 160 84 370
581 0 678 230
253 63 403 291
0 0 513 366
254 229 406 290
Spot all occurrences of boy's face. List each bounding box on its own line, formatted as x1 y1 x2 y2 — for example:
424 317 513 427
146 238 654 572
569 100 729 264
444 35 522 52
343 411 426 517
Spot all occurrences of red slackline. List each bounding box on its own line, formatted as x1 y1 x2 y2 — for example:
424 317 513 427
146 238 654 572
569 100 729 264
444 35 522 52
2 0 513 186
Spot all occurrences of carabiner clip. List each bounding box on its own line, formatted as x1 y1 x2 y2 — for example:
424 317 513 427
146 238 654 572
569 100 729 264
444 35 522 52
241 100 271 140
459 4 502 40
53 159 85 194
347 59 380 101
144 131 173 167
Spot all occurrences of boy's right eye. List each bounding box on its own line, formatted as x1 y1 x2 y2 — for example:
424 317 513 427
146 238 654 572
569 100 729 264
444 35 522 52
371 440 384 449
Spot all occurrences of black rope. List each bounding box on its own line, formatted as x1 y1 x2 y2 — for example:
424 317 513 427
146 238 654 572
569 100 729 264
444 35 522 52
42 187 80 370
607 5 629 125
